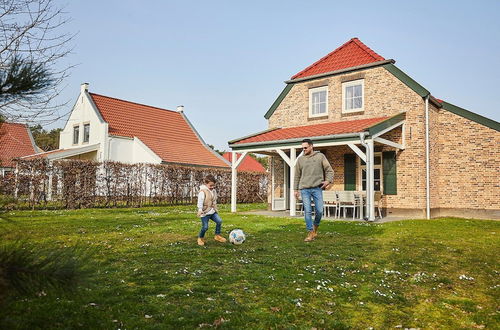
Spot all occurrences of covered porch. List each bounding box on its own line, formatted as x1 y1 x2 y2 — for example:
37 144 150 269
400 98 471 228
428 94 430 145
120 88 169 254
228 114 405 221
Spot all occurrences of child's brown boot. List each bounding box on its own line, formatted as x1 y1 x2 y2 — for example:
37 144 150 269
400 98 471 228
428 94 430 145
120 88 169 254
197 238 205 246
214 235 227 243
304 231 315 242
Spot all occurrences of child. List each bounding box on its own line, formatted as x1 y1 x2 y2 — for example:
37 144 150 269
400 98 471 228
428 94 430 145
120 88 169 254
196 175 227 246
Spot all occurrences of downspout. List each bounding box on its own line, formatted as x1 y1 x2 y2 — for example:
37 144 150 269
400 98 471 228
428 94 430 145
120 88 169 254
425 95 430 219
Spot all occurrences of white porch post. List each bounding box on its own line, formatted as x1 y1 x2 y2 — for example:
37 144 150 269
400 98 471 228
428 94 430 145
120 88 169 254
231 151 237 212
289 147 296 216
230 151 247 213
367 139 375 221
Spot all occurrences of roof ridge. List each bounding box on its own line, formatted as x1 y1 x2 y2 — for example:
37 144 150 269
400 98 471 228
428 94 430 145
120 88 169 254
291 38 356 80
290 37 385 80
0 122 28 127
89 92 178 114
351 38 385 61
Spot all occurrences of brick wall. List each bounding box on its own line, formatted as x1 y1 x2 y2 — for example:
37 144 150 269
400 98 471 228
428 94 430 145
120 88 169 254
434 109 500 211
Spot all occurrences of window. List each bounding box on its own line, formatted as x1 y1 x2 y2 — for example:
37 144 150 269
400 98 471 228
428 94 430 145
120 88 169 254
83 123 90 143
342 79 364 113
309 86 328 117
73 125 80 144
359 153 382 192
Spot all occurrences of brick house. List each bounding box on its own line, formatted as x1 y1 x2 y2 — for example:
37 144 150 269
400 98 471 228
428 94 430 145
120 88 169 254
228 38 500 220
0 122 41 175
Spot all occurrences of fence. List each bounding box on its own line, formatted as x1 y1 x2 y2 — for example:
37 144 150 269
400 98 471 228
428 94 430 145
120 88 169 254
0 159 268 209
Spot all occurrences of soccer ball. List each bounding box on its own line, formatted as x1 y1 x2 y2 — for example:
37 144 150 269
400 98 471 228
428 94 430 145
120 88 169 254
229 229 246 245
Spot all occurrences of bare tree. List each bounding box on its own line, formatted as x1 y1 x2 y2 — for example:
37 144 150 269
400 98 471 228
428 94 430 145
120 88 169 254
0 0 74 124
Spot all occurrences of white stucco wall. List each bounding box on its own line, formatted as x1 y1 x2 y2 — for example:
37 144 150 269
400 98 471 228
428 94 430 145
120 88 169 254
59 86 107 160
107 136 161 164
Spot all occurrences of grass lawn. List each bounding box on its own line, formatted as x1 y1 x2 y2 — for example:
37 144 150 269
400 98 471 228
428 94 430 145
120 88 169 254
0 204 499 329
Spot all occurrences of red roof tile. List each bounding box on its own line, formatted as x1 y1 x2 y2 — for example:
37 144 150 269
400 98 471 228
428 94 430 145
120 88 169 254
0 122 38 167
291 38 385 80
89 93 229 168
223 152 266 173
231 117 389 145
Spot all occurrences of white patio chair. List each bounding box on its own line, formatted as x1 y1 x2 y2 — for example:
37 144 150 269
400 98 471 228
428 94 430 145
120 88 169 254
337 191 362 219
322 190 338 218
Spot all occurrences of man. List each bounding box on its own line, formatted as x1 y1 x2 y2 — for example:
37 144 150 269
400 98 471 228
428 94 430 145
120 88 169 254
294 139 334 242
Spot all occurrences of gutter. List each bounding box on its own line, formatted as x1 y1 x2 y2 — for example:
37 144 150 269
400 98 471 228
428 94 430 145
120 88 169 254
229 132 364 149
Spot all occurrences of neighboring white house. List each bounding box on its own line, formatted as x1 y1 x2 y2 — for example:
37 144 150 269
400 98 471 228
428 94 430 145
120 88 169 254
23 83 229 168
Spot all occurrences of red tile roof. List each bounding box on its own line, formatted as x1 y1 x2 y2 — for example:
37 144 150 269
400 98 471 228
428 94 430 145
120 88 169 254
291 38 385 80
231 117 389 145
89 93 229 168
0 122 39 167
223 152 266 173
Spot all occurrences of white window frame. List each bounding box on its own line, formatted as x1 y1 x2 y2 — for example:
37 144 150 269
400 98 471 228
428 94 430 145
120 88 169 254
358 152 383 192
308 86 328 118
83 123 90 143
342 79 364 113
73 125 80 145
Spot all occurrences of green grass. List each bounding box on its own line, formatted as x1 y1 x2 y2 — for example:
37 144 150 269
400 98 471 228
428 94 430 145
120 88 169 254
1 204 498 329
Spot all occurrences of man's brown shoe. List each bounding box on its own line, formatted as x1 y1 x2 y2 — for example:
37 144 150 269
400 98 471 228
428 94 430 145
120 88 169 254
214 235 227 243
304 231 315 242
197 238 205 246
313 225 319 238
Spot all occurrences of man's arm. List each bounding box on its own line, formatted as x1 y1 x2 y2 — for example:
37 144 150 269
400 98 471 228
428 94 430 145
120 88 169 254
322 155 334 187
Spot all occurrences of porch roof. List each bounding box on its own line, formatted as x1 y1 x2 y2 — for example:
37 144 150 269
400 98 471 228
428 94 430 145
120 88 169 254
229 114 404 150
21 144 100 161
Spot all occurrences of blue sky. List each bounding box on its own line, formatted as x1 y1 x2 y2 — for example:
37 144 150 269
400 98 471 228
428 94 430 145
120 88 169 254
52 0 500 150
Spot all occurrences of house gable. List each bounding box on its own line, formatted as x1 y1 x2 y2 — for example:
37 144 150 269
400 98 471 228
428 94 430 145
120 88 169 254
59 84 107 156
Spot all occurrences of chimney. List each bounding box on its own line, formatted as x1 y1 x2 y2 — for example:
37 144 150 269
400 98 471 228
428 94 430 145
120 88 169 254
176 105 184 113
81 83 89 93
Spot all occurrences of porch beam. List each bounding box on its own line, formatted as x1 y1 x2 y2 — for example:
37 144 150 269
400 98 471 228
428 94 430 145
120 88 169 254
230 139 363 154
348 143 367 162
371 120 404 139
374 137 404 150
276 149 291 167
232 151 248 169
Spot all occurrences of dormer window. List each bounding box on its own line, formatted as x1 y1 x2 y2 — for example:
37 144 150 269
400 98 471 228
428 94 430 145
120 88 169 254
83 123 90 143
309 86 328 117
342 79 364 113
73 125 80 144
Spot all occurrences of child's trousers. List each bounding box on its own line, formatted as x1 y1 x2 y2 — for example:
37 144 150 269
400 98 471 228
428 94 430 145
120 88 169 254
198 212 222 238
